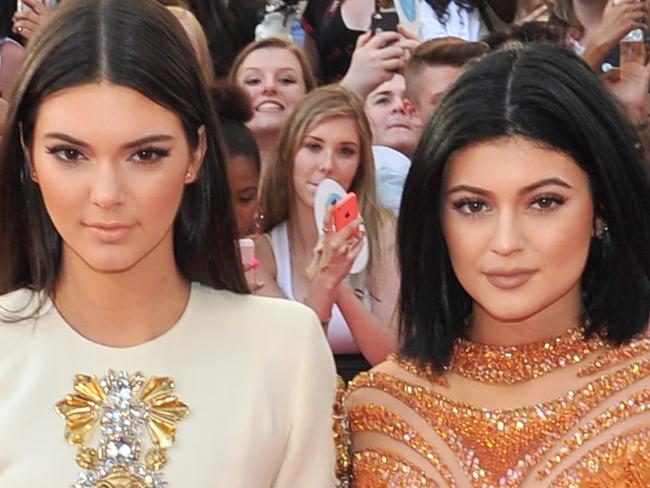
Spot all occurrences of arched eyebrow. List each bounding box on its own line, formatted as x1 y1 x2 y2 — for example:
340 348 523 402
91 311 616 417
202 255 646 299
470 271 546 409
44 132 173 150
447 178 573 196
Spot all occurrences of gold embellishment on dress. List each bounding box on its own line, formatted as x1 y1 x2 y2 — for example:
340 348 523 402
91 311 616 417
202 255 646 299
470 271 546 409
333 376 352 488
55 370 189 488
448 326 605 384
549 429 650 487
578 336 650 377
537 387 650 480
389 354 450 387
348 403 456 487
352 449 440 487
348 358 650 487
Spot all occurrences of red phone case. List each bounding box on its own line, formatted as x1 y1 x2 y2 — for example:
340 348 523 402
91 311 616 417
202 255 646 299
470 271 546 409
333 193 359 233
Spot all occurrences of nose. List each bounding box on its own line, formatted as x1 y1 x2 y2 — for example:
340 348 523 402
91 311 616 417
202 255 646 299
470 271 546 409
391 97 407 114
490 210 524 256
89 162 126 209
261 75 277 94
317 148 334 175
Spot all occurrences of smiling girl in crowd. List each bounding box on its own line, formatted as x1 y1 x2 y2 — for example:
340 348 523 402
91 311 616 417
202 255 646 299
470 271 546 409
229 37 315 180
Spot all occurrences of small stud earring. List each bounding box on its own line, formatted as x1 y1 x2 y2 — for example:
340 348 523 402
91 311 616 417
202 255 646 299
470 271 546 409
30 170 38 182
185 171 192 181
594 218 609 239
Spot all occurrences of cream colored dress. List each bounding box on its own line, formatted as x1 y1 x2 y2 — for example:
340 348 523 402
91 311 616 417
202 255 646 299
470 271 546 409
0 284 338 487
345 327 650 487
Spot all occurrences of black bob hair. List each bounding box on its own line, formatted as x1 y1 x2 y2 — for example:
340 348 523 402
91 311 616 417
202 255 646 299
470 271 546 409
398 43 650 371
0 0 249 301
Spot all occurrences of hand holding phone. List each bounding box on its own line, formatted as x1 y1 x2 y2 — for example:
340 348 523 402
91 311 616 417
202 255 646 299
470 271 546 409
371 10 399 35
333 192 360 235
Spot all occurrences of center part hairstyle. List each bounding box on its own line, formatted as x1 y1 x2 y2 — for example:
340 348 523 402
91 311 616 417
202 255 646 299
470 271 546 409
260 84 385 273
399 43 650 371
0 0 248 297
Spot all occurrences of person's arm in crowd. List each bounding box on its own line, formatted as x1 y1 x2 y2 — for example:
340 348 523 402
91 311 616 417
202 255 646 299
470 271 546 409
581 0 648 70
12 0 53 41
340 26 419 99
304 211 400 365
251 233 290 298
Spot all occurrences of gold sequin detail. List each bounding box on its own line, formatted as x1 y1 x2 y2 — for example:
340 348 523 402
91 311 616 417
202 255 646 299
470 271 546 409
549 429 650 487
348 356 650 487
389 354 450 387
352 449 439 487
348 404 456 487
537 387 650 480
448 326 605 384
55 370 189 488
578 337 650 377
333 376 352 487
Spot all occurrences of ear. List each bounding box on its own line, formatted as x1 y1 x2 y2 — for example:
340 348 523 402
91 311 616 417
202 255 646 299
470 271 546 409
593 216 608 239
185 125 207 184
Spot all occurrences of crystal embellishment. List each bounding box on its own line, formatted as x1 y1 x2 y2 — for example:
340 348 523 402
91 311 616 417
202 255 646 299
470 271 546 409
55 370 189 488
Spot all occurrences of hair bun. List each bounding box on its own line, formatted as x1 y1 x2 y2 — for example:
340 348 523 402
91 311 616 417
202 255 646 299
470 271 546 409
209 80 253 123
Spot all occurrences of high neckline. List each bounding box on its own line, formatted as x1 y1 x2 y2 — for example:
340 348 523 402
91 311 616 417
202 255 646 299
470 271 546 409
448 325 606 384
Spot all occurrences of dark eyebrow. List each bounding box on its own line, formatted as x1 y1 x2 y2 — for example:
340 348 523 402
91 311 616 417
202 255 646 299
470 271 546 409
44 133 173 150
447 178 573 196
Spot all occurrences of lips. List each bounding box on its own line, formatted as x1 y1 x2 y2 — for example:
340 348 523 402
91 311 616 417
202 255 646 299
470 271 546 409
484 269 537 289
84 222 133 243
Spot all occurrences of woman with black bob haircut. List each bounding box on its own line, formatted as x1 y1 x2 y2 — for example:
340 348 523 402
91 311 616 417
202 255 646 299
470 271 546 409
345 44 650 486
0 0 336 486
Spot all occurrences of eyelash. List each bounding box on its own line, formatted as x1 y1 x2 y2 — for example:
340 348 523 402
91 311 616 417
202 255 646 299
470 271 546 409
45 145 170 165
451 194 566 216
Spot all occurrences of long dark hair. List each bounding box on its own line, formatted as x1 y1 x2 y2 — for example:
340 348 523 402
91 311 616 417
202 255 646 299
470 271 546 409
398 43 650 371
0 0 248 306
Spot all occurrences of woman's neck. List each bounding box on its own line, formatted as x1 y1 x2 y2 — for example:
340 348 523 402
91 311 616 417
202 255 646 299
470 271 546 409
573 0 607 38
53 242 190 347
469 288 583 346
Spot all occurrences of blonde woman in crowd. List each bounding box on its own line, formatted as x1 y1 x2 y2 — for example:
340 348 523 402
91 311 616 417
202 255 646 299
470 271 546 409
255 85 400 381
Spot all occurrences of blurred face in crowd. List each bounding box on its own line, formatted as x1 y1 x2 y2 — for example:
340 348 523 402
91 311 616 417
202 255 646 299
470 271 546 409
29 82 205 274
235 47 308 138
292 116 361 209
411 64 463 123
226 154 259 237
441 136 594 330
366 74 422 158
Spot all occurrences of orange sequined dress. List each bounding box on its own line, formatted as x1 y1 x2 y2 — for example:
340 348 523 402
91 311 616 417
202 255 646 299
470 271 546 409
344 327 650 487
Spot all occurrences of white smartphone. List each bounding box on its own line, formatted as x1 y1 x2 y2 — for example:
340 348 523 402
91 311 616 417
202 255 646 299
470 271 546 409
238 238 255 282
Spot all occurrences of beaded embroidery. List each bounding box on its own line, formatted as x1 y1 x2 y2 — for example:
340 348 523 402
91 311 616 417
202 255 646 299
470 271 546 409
333 376 352 488
348 336 650 487
55 370 189 488
352 449 439 487
549 429 650 487
348 403 456 487
448 326 605 384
